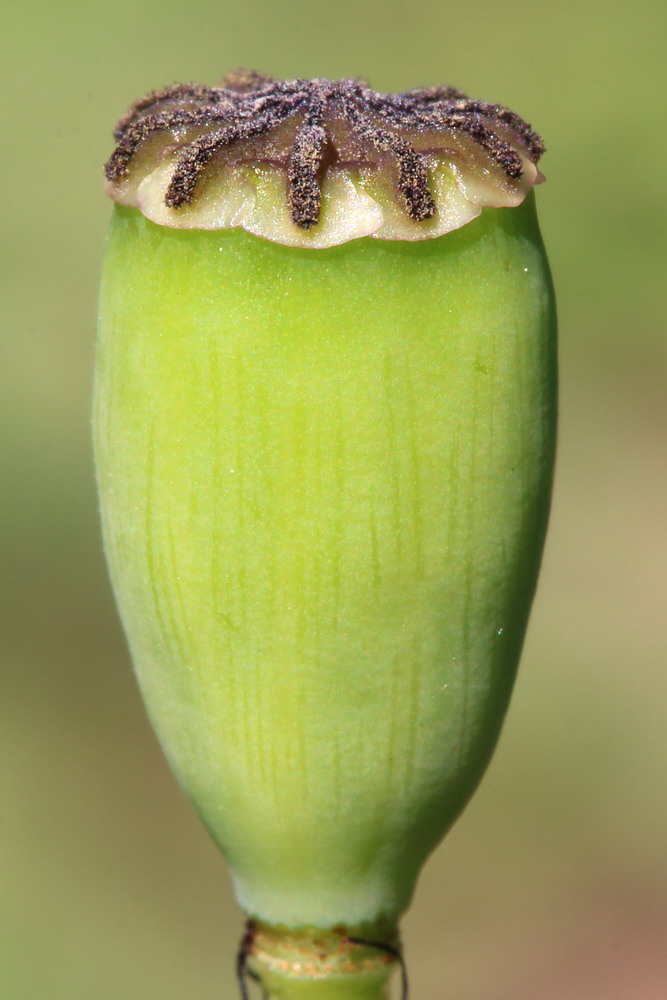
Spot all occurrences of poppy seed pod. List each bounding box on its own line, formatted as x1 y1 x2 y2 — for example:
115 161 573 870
94 71 556 999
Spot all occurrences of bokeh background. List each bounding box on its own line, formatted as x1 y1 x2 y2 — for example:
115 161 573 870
2 1 666 997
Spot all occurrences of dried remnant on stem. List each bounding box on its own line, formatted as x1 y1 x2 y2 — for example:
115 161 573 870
237 920 405 1000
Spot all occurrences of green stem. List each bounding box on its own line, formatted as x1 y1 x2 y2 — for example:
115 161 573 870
254 967 392 1000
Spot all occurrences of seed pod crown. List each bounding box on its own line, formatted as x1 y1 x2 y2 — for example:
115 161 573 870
105 70 545 247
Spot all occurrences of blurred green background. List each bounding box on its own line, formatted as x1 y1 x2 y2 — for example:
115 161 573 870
2 0 666 997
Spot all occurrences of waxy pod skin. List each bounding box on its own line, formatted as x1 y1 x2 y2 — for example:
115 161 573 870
95 72 556 999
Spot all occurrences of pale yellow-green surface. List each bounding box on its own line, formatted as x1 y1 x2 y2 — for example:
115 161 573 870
107 138 539 246
2 0 667 997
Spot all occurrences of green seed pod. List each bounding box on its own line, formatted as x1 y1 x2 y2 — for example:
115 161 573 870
95 71 556 999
